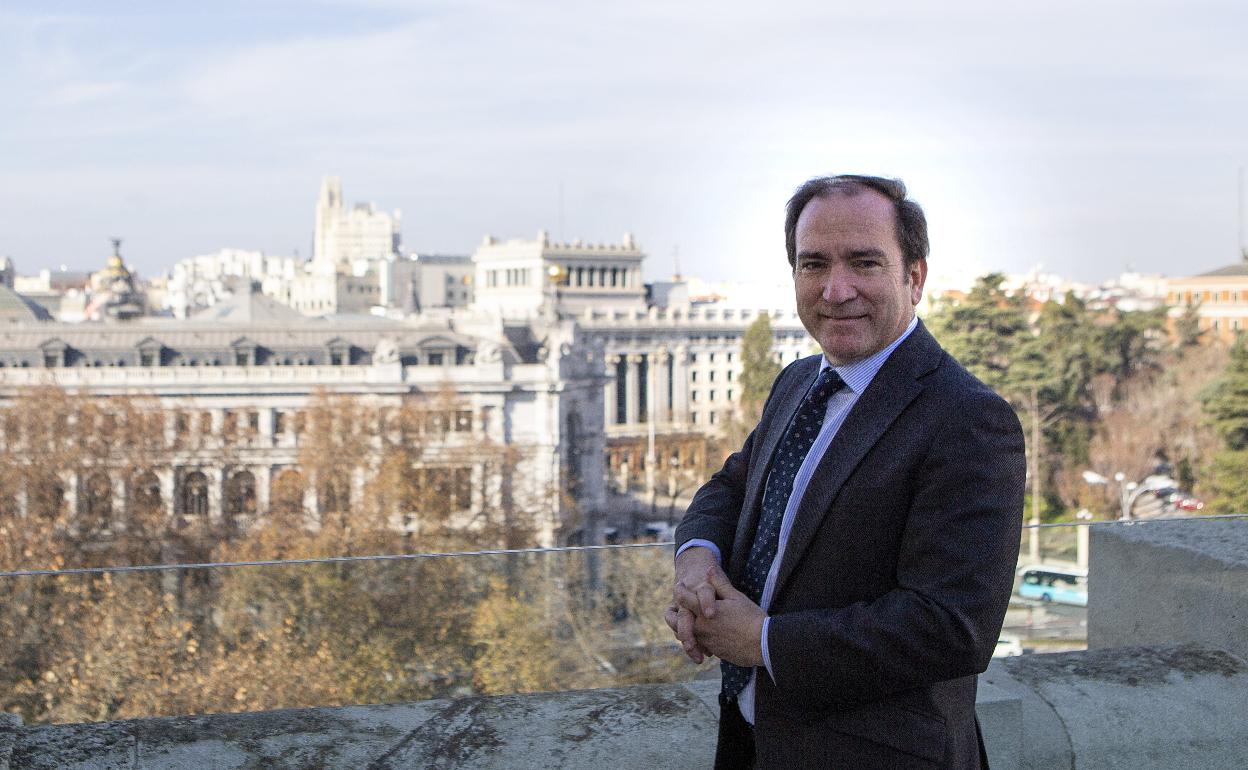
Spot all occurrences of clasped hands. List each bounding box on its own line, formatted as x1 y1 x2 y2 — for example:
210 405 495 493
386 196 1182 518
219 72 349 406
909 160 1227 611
664 546 766 668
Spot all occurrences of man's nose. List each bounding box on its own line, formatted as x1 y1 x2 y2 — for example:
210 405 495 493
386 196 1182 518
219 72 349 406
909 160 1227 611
821 269 857 304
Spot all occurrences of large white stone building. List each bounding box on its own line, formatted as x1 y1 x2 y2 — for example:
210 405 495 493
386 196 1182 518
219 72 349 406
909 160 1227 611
465 231 810 501
0 287 606 549
0 176 821 545
312 176 401 267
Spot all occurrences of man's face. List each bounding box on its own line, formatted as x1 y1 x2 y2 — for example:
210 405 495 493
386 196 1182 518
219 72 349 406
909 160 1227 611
793 190 927 366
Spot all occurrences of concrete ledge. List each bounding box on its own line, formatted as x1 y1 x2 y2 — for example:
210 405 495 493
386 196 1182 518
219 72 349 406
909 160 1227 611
6 682 719 770
1090 519 1248 661
988 645 1248 770
7 646 1247 769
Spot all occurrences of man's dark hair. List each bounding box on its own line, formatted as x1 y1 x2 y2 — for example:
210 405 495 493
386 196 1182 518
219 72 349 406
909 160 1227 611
784 175 929 270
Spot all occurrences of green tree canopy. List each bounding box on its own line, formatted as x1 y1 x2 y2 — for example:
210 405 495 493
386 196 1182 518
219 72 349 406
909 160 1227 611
1202 336 1248 452
738 313 782 422
925 273 1030 395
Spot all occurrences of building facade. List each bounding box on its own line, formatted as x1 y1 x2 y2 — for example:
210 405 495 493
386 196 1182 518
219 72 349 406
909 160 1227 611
0 293 606 548
1165 263 1248 343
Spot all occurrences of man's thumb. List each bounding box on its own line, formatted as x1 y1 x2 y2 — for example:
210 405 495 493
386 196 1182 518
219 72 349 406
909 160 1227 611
706 564 738 598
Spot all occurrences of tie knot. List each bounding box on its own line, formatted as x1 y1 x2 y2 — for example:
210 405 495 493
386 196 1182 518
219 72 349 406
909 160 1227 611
809 368 844 405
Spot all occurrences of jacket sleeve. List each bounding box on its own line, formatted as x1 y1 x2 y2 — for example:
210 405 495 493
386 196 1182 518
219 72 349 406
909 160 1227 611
765 386 1026 712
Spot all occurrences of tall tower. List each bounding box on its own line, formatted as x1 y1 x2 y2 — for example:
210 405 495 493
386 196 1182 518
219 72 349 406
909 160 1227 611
313 176 343 264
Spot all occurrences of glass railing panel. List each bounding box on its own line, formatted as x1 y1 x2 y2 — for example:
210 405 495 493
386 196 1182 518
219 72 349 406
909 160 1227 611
4 515 1245 726
0 544 713 726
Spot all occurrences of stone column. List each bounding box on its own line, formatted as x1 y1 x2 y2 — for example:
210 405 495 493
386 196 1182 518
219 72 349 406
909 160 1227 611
352 466 366 515
210 409 225 446
260 407 275 447
158 467 176 521
208 467 225 523
672 346 690 424
65 472 79 521
654 346 670 425
110 475 124 532
255 465 272 516
604 355 619 427
625 354 642 426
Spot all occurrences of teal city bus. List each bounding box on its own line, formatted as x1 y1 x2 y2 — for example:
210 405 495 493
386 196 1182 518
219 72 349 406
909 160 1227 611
1017 565 1088 607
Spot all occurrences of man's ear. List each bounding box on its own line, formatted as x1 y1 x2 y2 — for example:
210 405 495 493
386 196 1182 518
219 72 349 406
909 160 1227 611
909 258 928 306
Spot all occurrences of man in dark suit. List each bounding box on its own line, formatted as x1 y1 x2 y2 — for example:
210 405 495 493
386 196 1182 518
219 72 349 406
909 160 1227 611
666 175 1025 768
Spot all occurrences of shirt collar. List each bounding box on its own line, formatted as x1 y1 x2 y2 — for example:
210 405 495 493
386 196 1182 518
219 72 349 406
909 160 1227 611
819 315 919 395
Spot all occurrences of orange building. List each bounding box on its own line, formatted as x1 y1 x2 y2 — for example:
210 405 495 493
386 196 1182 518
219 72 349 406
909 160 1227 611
1165 263 1248 343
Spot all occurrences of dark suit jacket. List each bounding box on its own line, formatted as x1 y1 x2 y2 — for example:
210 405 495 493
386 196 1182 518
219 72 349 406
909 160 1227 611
676 321 1025 769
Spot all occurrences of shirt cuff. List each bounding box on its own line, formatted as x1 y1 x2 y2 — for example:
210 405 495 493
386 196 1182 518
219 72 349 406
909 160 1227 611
761 617 774 681
675 539 722 564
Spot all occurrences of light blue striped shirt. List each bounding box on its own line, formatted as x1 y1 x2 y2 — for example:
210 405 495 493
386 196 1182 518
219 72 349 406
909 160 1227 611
679 315 918 724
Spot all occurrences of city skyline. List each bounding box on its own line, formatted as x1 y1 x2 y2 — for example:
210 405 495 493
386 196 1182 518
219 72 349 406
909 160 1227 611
3 2 1248 285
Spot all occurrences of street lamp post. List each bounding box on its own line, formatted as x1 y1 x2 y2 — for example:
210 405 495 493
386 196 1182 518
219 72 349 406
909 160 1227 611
1082 470 1157 521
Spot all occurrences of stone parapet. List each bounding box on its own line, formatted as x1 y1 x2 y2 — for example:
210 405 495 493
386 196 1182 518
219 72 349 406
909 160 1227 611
1089 518 1248 660
7 647 1248 769
983 645 1248 770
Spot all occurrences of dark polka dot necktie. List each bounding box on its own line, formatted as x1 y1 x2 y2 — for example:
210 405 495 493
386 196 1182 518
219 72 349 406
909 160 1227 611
722 367 845 698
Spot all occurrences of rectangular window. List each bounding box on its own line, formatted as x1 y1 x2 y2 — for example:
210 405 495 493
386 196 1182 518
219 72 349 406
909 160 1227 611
140 351 156 367
691 390 699 402
428 352 444 366
709 390 717 402
274 411 287 435
235 352 248 366
709 370 716 382
455 410 472 432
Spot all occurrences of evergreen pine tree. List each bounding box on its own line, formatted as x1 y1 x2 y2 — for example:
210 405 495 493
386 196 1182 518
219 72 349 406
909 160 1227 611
1200 336 1248 512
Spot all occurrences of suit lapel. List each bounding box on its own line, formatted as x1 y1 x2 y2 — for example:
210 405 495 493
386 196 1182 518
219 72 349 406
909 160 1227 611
771 323 944 599
729 356 819 581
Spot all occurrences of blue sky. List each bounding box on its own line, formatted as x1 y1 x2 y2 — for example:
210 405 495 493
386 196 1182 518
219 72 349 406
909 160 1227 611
2 1 1247 287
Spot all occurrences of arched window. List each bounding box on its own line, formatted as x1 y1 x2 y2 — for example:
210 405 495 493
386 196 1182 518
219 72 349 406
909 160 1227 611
224 470 257 529
181 471 210 518
80 471 113 535
30 476 65 522
131 471 162 521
